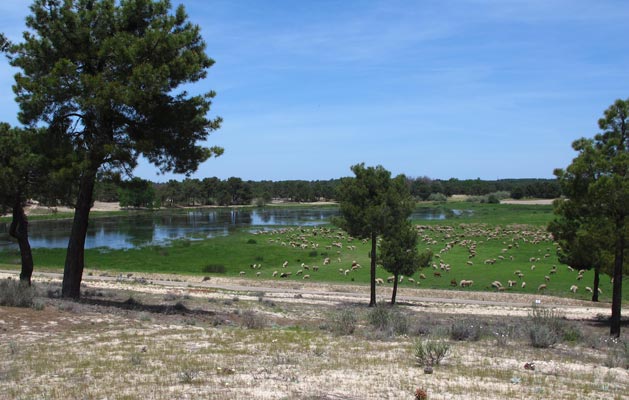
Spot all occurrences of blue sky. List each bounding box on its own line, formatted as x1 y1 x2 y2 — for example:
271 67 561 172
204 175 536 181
1 0 628 182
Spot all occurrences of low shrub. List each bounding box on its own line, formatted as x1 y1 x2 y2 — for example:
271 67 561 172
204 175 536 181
414 339 450 367
246 239 257 244
329 308 357 335
241 310 265 329
450 319 483 341
527 304 569 348
529 324 559 348
0 279 35 308
367 303 409 336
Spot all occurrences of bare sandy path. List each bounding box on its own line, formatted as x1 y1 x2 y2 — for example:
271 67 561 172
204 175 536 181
0 269 609 320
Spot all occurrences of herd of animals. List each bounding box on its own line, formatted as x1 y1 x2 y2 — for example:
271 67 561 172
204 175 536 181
236 224 605 298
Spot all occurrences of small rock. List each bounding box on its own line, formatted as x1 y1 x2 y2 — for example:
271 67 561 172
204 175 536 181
423 366 433 374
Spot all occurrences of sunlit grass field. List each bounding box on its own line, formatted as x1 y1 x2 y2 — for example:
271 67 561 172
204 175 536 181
0 202 624 302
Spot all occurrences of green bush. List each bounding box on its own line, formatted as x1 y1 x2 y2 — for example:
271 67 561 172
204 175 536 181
241 310 266 329
529 324 559 348
427 192 447 202
367 304 409 336
0 279 35 308
414 339 450 367
450 319 483 341
330 308 357 335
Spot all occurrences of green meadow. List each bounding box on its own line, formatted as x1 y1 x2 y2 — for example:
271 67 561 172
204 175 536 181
0 202 624 302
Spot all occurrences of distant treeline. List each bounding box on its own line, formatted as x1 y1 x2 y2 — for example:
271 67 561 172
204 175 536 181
93 176 561 208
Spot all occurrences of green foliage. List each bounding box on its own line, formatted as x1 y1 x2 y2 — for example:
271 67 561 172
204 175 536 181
118 178 156 208
336 163 414 305
8 0 223 297
427 192 447 202
0 279 35 308
329 308 357 335
367 303 409 335
450 319 483 341
527 306 567 348
551 99 628 336
413 339 450 367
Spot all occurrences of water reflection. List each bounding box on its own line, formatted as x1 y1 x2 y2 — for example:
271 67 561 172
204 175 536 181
0 208 339 251
0 206 472 251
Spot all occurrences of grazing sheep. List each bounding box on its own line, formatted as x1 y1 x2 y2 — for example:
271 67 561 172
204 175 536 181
598 288 603 294
576 275 584 281
239 271 245 276
513 270 522 276
272 271 278 277
466 261 473 266
585 286 593 293
508 280 516 287
256 272 261 277
491 281 502 289
419 273 427 280
312 266 319 272
344 269 350 276
537 283 547 292
280 272 291 278
434 272 442 278
544 275 551 282
387 276 395 283
450 279 457 287
460 280 474 287
296 269 303 275
375 278 384 285
399 276 404 283
282 261 289 268
302 274 310 279
530 265 536 271
323 257 331 265
521 281 526 288
569 285 578 293
408 277 415 283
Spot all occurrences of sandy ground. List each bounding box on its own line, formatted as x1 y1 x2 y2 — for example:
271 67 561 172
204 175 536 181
500 199 555 205
1 269 627 400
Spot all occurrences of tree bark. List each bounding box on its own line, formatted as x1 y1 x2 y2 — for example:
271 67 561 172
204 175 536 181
391 272 399 305
591 267 600 302
9 199 33 286
369 231 377 307
61 169 96 299
610 217 624 337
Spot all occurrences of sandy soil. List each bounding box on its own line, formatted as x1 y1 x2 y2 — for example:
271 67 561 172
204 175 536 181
500 199 555 205
1 269 626 400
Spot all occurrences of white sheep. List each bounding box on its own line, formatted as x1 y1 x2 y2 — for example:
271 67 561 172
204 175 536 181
585 286 593 293
282 261 288 268
272 271 278 277
537 283 547 291
569 285 578 293
521 281 526 288
302 274 310 279
375 278 384 285
239 271 245 276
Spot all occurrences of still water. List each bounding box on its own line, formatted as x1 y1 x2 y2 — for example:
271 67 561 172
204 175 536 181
0 207 469 250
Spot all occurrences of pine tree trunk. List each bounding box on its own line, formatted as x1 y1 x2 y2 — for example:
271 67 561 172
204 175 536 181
9 199 33 286
369 231 377 307
61 170 96 299
592 267 600 302
610 217 624 337
391 272 399 305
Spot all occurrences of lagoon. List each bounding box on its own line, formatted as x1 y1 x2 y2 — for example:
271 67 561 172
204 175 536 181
0 206 470 250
